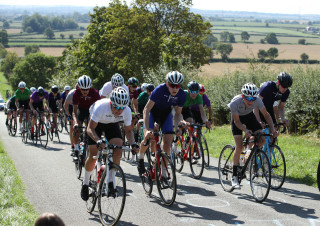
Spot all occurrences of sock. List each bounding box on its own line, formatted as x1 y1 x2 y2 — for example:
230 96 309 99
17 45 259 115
233 165 238 177
19 123 22 128
83 170 93 185
108 168 115 184
138 152 144 160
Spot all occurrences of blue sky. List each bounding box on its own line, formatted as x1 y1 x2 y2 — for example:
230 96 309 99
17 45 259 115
0 0 319 15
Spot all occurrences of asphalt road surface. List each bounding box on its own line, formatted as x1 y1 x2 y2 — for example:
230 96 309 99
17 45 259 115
0 112 319 226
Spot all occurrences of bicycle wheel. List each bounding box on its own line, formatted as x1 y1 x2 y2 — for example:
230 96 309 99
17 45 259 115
6 117 11 136
268 144 286 189
76 146 86 179
155 152 177 206
12 119 17 136
98 163 126 226
65 118 69 134
317 160 320 192
57 115 63 133
189 138 205 179
48 123 53 141
218 145 235 192
172 138 184 173
200 133 210 168
30 123 37 145
86 164 98 213
140 148 153 195
22 120 28 144
38 122 49 148
250 149 271 202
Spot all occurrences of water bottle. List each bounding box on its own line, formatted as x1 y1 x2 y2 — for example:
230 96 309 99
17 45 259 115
245 148 251 160
97 164 105 183
239 152 245 166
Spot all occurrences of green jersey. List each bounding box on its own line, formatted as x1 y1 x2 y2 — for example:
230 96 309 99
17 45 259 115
15 88 31 101
138 91 149 107
183 90 203 108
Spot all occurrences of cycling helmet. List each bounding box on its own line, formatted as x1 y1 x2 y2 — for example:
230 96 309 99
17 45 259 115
64 85 71 91
111 73 124 87
51 85 59 93
128 77 139 86
187 81 200 92
110 87 130 108
241 83 258 97
18 81 26 88
30 87 36 93
166 71 184 85
146 84 155 92
37 86 45 96
199 84 205 94
277 72 293 88
141 83 148 92
77 75 92 89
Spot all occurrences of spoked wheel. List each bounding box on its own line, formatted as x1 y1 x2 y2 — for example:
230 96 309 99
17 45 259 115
75 147 86 180
98 163 126 226
30 123 37 145
200 133 210 168
38 122 49 148
22 120 28 144
65 118 69 134
48 123 53 141
250 150 271 203
54 129 61 143
268 144 286 189
6 118 12 136
140 149 153 196
172 137 184 173
189 138 205 179
57 115 64 133
218 145 235 192
86 165 98 213
155 152 177 206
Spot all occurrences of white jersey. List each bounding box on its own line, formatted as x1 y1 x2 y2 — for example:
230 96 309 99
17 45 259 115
65 89 76 105
89 98 132 126
99 81 129 98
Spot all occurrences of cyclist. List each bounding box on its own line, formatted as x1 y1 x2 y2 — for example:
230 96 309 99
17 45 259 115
61 85 71 107
254 72 293 127
228 83 277 189
30 87 36 94
128 77 140 115
99 73 129 98
6 95 17 126
15 81 31 133
29 87 49 138
48 85 62 133
190 84 213 125
73 75 100 159
64 86 77 155
137 84 155 116
137 71 187 174
81 87 139 201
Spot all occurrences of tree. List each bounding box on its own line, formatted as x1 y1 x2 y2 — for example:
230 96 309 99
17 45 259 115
64 18 78 30
22 13 50 33
44 27 55 39
257 49 268 61
0 30 9 47
51 17 65 31
0 43 7 59
220 31 229 42
203 33 218 48
298 39 306 45
60 34 65 39
0 52 20 79
300 53 309 63
265 32 279 44
3 20 10 29
79 32 84 37
9 52 56 89
267 47 278 60
228 33 235 43
25 44 40 56
241 31 250 42
69 34 74 40
215 43 233 61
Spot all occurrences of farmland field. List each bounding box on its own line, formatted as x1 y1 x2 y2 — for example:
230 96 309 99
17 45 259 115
6 47 66 57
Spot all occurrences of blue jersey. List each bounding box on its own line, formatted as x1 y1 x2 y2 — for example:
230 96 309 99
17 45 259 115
61 91 67 105
150 83 186 110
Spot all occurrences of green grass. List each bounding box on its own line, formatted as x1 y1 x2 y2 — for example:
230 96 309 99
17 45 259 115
0 141 39 225
204 125 320 187
0 72 13 101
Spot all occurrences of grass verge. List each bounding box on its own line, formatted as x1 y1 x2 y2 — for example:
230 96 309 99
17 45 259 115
205 125 320 187
0 140 39 225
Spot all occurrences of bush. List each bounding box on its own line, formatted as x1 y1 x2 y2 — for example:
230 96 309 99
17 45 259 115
298 39 306 45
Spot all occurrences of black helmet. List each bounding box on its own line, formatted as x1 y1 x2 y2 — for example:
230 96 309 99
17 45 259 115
187 81 200 92
277 72 293 88
51 85 59 93
37 86 45 96
128 77 139 86
146 84 155 92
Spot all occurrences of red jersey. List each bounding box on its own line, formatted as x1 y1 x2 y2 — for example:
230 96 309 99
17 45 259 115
72 88 100 109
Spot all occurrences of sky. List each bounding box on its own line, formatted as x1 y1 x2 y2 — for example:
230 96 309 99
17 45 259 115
0 0 320 15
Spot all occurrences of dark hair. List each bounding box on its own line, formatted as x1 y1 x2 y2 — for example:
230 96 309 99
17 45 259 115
34 213 65 226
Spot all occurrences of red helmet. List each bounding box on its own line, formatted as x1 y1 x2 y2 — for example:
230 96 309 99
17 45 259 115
199 84 205 95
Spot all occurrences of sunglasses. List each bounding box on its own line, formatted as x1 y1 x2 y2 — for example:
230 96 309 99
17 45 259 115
81 88 89 91
168 83 181 89
189 90 199 94
245 96 256 102
113 105 125 110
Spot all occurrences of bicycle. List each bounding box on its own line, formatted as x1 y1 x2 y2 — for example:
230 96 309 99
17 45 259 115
140 131 177 206
74 125 88 179
34 110 49 148
20 107 29 144
218 132 272 202
86 141 129 226
262 123 286 189
45 112 60 143
6 109 17 136
173 123 206 179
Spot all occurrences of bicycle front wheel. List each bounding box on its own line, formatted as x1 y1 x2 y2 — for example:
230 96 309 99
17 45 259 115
250 149 271 203
140 148 153 196
269 144 286 189
218 145 235 192
38 122 48 148
155 152 177 206
98 163 126 226
57 115 63 133
86 164 98 213
173 137 184 173
189 138 205 179
200 133 210 168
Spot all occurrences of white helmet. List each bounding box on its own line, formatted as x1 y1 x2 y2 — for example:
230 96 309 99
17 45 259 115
141 83 148 92
18 81 26 88
166 71 184 85
64 85 71 91
111 73 124 87
30 87 36 93
77 75 92 89
110 87 130 108
241 83 258 97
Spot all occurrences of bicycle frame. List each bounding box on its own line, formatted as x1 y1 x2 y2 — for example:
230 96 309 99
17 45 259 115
262 128 278 169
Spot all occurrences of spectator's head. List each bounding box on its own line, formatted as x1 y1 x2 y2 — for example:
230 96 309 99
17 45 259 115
34 212 65 226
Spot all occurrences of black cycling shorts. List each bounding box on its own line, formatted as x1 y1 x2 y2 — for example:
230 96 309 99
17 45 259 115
88 122 123 145
32 102 44 112
78 108 90 125
49 104 58 114
191 110 203 124
18 100 30 110
231 111 262 136
182 107 193 120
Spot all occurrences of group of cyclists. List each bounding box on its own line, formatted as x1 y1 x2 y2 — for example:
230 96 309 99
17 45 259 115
4 70 293 220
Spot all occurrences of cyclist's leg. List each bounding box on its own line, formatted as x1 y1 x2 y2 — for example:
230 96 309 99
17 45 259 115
160 111 174 155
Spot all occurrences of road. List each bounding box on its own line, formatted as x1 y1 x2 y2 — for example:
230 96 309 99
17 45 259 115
0 111 319 226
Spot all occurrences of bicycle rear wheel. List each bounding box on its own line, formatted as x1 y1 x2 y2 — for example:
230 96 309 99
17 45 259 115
86 164 98 213
200 133 210 168
38 122 49 148
269 144 286 189
218 145 235 192
155 152 177 206
189 138 205 179
48 123 53 141
173 137 184 173
57 115 63 133
140 148 153 195
250 149 271 203
98 163 126 226
12 119 17 136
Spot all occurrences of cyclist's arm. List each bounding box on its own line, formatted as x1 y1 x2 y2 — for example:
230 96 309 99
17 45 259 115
15 99 19 109
132 98 139 115
143 99 155 131
124 125 135 145
87 119 100 143
278 101 288 124
199 105 208 123
207 105 213 123
73 104 79 125
58 99 62 111
63 99 70 116
29 99 36 112
253 94 263 124
260 107 277 135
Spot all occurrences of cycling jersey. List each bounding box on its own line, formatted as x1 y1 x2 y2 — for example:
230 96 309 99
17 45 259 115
61 91 68 105
183 90 203 108
65 89 76 105
31 90 49 103
72 88 100 109
99 81 129 98
137 91 149 114
9 95 17 110
15 88 31 101
129 88 140 100
190 94 211 111
49 92 61 107
228 95 264 116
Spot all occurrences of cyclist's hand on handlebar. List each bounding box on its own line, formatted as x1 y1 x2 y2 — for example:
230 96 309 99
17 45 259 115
259 121 266 129
32 109 37 115
96 139 106 149
73 123 79 130
205 120 211 129
145 130 154 139
244 129 252 138
272 129 279 138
